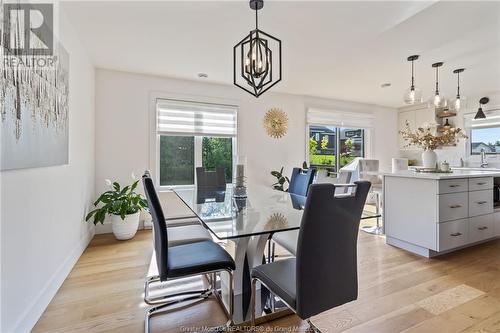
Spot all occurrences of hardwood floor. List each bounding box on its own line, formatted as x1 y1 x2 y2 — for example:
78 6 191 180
33 230 500 333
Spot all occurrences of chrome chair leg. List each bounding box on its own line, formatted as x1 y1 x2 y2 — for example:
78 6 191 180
144 275 210 305
251 278 257 326
228 270 234 324
145 293 206 333
306 318 322 333
361 192 383 235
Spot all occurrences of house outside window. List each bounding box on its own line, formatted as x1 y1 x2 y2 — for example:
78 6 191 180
306 108 373 172
470 127 500 155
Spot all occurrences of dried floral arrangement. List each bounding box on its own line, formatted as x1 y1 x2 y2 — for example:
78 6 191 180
399 121 468 151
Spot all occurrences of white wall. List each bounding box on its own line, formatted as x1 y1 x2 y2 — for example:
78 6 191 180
400 92 500 166
94 69 398 231
0 10 95 333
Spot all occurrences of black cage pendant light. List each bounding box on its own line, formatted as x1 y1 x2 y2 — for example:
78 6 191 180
233 0 282 97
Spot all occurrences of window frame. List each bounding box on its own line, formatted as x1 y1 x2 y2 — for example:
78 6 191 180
157 134 237 188
149 93 239 191
468 126 500 156
305 123 371 171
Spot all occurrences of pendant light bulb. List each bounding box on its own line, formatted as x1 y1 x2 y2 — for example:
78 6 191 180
434 93 441 107
404 55 422 104
430 62 445 108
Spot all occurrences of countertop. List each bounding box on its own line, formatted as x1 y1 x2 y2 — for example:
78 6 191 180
382 169 500 180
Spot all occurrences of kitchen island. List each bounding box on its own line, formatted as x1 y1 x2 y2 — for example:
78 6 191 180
384 170 500 257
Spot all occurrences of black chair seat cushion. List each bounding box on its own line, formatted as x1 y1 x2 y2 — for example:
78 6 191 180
167 240 235 279
251 258 296 310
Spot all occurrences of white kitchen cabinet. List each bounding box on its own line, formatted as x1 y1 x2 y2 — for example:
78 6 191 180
398 110 416 150
494 212 500 237
385 172 498 258
415 107 436 127
398 106 435 150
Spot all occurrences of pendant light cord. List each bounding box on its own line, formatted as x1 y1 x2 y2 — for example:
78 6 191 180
435 67 439 95
411 60 415 88
255 6 258 30
457 72 460 98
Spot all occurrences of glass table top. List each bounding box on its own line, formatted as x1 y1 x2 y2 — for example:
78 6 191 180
173 185 381 240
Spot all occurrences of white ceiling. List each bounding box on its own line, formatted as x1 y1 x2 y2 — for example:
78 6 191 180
61 1 500 108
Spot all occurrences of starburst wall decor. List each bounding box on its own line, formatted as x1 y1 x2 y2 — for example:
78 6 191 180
263 107 288 139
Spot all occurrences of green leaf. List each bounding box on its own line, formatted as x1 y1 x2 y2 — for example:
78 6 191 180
271 171 281 177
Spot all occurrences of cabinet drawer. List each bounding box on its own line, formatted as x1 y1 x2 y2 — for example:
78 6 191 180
439 192 468 222
438 179 468 194
438 219 468 251
469 214 493 243
469 177 493 192
469 190 493 217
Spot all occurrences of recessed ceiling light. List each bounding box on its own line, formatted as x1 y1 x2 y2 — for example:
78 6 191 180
198 73 208 78
381 83 391 88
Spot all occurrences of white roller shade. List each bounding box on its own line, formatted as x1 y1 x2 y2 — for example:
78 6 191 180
157 99 237 137
307 108 375 128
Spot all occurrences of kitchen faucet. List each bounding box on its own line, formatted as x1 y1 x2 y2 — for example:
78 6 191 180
480 149 488 168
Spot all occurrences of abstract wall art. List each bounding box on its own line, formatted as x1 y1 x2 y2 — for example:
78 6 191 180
0 2 69 171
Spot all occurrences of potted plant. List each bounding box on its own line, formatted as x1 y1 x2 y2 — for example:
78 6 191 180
86 178 148 240
399 121 467 168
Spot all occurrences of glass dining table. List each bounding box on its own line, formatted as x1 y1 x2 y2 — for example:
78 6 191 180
172 184 381 324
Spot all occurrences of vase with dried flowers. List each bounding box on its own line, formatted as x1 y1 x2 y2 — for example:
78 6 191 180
399 122 468 168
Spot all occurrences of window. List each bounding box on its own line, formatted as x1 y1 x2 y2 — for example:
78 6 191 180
307 108 372 172
470 127 500 155
308 126 365 171
156 99 237 187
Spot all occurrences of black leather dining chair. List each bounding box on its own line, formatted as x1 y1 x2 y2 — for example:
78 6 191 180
142 173 235 333
196 167 226 188
251 181 371 331
288 167 316 196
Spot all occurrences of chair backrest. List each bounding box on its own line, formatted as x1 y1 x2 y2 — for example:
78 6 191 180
289 167 317 196
315 169 352 194
295 181 371 319
142 172 169 281
196 167 226 188
358 159 381 185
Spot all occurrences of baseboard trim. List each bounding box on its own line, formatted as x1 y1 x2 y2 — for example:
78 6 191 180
10 227 95 333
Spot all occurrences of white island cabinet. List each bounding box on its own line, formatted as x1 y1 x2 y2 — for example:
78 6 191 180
384 170 500 257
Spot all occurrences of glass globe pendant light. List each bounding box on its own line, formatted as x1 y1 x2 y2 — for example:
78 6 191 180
452 68 465 111
403 55 422 104
429 62 446 108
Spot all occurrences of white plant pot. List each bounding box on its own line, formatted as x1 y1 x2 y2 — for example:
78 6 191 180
111 212 140 240
422 150 437 169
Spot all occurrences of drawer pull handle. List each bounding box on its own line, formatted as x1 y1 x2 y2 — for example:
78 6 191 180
478 226 488 230
449 185 460 188
449 205 462 208
450 232 462 237
477 182 487 185
476 201 488 205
